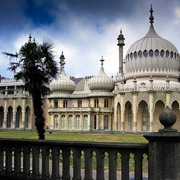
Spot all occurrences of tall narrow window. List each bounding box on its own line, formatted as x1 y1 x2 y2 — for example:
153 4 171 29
94 99 99 108
142 104 150 131
0 107 4 128
128 105 132 131
78 100 82 108
94 115 97 129
104 99 109 108
25 107 30 128
69 115 73 129
54 115 58 129
76 115 80 129
7 106 12 128
54 100 58 108
16 106 22 128
83 115 88 129
63 100 67 108
61 115 65 129
104 115 109 129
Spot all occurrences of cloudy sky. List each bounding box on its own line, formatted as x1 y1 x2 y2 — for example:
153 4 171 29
1 0 180 79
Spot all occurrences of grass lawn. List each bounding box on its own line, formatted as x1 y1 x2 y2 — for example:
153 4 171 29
0 130 148 143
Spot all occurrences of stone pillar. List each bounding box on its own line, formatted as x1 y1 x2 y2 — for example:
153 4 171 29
4 99 7 128
88 113 91 130
13 99 16 128
101 113 104 130
132 93 137 132
120 94 125 131
166 91 171 108
149 91 154 132
96 114 99 130
144 107 180 180
58 114 61 130
50 114 54 129
113 97 118 131
109 114 112 130
80 113 83 130
73 114 75 130
21 99 26 129
65 113 68 130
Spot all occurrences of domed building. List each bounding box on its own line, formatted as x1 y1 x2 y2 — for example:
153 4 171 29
0 6 180 132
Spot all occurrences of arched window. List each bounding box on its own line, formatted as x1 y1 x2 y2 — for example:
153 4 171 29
25 107 30 128
0 107 4 128
160 50 165 57
76 115 80 129
54 115 58 129
83 115 88 129
128 105 132 131
143 50 148 57
142 104 150 131
78 100 82 108
104 99 109 108
68 115 73 129
94 115 97 129
134 51 137 59
61 115 65 129
104 115 109 129
155 49 159 57
63 100 67 108
170 51 173 58
130 53 133 59
7 106 12 128
138 51 142 58
54 100 58 108
16 106 22 128
94 99 99 108
166 50 169 58
149 49 153 57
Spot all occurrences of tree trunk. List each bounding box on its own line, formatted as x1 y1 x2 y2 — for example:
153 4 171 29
32 89 45 140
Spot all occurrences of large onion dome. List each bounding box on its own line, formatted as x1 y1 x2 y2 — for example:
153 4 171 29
124 5 179 81
49 52 75 94
88 57 115 92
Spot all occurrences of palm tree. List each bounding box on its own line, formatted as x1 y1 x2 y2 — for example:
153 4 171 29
3 35 58 139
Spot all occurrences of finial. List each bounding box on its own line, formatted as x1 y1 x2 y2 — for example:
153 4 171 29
149 4 154 25
33 38 35 42
29 34 32 42
120 29 122 34
100 56 104 66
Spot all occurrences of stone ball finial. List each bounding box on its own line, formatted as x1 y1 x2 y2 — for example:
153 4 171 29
159 106 177 132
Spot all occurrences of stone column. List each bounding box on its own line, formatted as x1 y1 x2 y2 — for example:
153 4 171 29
96 114 99 130
144 107 180 180
149 91 154 132
166 91 171 108
120 94 125 131
88 113 91 130
113 97 118 131
101 113 104 130
80 113 83 130
58 114 61 130
4 99 7 128
109 114 112 130
132 92 138 132
13 99 16 128
21 99 26 129
73 114 75 130
50 114 54 129
65 113 68 130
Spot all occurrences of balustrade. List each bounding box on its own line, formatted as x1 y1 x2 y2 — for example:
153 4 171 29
0 139 148 180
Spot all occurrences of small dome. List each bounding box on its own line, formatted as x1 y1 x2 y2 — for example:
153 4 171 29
88 57 115 92
49 52 75 94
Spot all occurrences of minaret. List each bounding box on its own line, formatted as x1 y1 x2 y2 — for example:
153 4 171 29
117 29 125 75
59 51 65 74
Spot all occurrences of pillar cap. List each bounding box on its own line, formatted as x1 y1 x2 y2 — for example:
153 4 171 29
159 106 177 132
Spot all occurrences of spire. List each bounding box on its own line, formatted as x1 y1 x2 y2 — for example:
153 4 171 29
28 34 32 42
59 51 66 74
100 56 104 67
149 4 154 25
